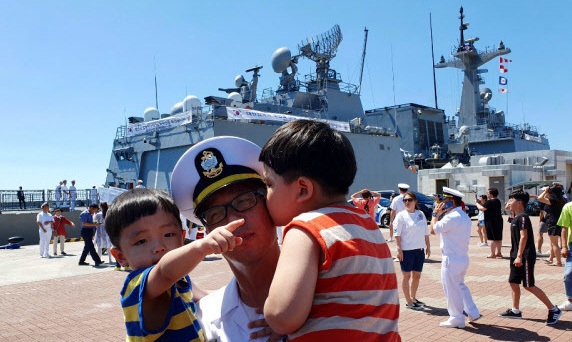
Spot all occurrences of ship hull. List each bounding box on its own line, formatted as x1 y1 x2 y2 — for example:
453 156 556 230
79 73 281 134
106 118 417 194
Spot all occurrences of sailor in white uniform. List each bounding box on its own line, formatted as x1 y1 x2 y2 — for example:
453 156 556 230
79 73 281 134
430 187 480 328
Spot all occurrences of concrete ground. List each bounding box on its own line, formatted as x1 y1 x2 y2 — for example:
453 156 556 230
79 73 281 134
1 216 571 341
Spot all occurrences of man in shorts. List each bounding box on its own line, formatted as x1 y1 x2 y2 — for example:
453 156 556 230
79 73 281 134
498 190 562 325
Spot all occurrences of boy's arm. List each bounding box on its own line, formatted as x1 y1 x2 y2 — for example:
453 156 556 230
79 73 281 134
562 228 569 258
145 219 243 300
514 224 528 267
264 227 319 335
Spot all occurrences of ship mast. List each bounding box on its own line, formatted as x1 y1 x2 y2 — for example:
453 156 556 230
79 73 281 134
358 27 368 96
435 6 511 127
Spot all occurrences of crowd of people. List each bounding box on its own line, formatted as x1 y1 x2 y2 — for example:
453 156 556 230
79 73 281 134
30 119 572 340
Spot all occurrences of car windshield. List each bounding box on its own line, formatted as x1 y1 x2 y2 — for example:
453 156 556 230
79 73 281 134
413 192 433 202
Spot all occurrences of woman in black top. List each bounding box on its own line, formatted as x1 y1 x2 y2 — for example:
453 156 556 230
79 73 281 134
477 188 504 258
538 185 566 266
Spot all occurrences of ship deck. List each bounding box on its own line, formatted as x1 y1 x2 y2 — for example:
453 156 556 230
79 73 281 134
1 216 570 340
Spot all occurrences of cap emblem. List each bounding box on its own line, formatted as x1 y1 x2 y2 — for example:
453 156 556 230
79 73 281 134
200 150 223 178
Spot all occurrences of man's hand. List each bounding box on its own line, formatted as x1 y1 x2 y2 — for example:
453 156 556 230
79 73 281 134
562 246 569 258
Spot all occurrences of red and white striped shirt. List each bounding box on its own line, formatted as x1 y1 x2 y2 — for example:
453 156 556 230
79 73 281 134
283 205 401 342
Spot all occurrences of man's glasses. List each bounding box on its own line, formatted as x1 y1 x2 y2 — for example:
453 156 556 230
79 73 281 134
196 190 264 226
403 198 415 203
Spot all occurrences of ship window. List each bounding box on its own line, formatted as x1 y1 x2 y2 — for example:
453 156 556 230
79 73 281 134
379 144 385 150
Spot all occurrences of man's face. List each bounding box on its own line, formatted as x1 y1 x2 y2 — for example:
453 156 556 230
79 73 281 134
507 198 523 212
112 209 184 271
42 206 49 213
199 181 277 263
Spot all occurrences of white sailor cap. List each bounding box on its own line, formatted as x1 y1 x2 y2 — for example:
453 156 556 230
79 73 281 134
398 183 410 190
171 136 264 225
442 186 464 199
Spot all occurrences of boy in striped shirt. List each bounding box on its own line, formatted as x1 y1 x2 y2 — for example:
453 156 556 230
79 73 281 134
260 119 401 341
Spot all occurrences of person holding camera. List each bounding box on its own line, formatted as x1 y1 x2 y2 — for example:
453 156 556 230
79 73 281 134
476 188 504 258
538 185 566 267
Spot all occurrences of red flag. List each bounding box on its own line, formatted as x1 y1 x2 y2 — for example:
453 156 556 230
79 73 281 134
500 65 508 73
499 57 512 63
499 87 509 93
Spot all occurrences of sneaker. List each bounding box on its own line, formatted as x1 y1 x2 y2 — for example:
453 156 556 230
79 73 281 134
95 261 105 267
558 300 572 311
498 309 522 319
536 251 543 257
393 257 400 262
78 262 89 266
413 299 426 306
546 307 562 325
124 266 132 271
387 238 394 242
405 302 423 310
61 252 67 255
53 252 57 256
114 266 121 271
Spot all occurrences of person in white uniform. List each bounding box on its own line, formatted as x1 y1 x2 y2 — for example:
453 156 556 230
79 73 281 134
430 187 481 328
61 180 69 207
388 183 409 242
69 180 77 211
171 136 283 341
36 202 54 258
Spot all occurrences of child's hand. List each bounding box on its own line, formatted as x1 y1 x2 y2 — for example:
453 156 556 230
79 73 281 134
199 219 244 254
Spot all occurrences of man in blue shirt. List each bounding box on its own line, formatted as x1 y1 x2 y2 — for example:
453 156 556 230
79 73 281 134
78 204 104 266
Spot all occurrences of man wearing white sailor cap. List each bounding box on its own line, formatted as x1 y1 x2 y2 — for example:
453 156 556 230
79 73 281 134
388 183 410 242
429 186 481 328
171 136 282 341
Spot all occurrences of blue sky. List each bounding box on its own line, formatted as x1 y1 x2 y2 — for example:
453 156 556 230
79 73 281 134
1 1 570 190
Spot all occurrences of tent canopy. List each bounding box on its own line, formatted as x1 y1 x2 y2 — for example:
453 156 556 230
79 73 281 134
506 180 553 191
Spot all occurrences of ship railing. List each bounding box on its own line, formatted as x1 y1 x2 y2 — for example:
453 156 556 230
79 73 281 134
0 189 102 212
302 71 358 94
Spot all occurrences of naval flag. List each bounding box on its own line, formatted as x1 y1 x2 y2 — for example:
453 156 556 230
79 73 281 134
499 87 509 93
499 57 512 63
499 76 508 85
500 65 508 73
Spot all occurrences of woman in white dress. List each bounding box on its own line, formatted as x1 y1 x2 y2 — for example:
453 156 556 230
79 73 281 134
394 192 431 310
94 202 113 263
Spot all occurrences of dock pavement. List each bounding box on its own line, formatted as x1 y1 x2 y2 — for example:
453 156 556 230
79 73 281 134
1 216 571 341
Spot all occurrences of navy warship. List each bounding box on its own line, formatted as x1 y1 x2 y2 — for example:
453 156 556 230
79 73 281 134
435 7 549 163
104 25 417 193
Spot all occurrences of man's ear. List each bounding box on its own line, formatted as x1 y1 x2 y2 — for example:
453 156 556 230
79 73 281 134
296 176 314 203
110 247 128 267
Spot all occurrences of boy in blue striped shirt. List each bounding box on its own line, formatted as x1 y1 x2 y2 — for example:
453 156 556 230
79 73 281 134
106 188 242 341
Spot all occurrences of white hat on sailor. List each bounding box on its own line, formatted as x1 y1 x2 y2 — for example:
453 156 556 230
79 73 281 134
442 186 465 199
171 136 264 225
398 183 410 190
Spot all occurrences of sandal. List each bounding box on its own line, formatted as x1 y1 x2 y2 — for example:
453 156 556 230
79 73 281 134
549 263 563 267
543 258 554 263
486 255 496 258
496 254 503 258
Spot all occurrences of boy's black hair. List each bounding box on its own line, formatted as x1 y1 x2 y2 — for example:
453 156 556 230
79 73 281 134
105 188 182 249
259 120 356 197
488 188 499 197
508 190 530 207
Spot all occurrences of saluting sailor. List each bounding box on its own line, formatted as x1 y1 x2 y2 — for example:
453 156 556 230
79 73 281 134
430 187 481 328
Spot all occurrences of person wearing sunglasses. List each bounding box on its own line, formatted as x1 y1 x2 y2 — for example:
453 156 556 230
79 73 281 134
172 136 284 342
394 192 431 310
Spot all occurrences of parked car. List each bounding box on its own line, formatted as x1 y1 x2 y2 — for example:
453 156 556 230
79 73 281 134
374 197 391 227
376 190 434 221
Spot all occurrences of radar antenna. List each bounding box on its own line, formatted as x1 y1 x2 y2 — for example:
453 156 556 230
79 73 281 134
298 25 343 82
298 24 342 63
